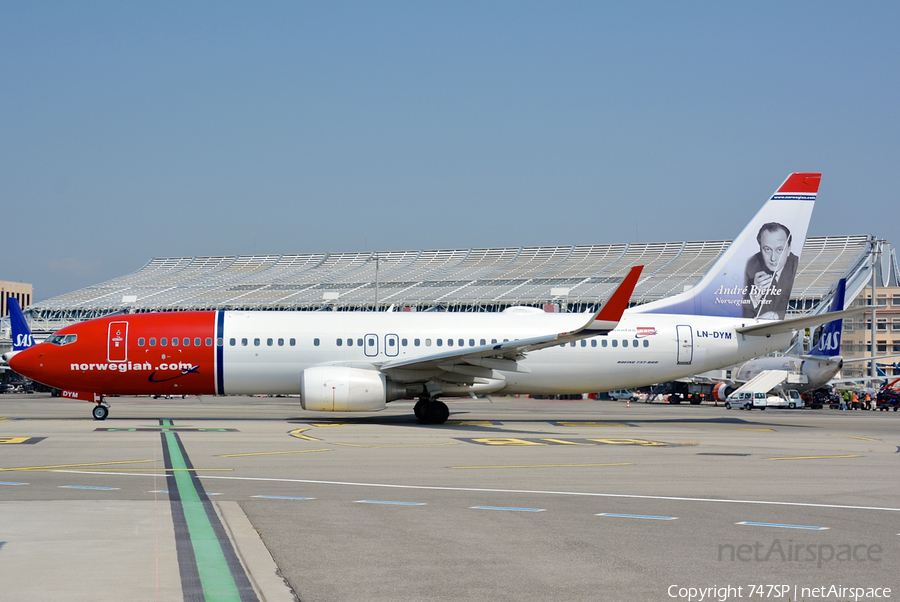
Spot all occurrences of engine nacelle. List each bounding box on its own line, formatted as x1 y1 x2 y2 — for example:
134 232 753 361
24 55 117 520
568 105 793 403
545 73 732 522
300 366 407 412
712 382 733 402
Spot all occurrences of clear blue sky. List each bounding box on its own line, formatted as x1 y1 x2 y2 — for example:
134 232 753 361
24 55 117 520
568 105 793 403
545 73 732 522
3 2 898 301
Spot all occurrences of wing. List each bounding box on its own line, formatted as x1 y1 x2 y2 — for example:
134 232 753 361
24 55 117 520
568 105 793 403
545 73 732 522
379 266 643 376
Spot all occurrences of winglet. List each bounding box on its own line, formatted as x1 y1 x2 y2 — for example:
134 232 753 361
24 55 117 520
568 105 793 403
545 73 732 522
582 265 643 333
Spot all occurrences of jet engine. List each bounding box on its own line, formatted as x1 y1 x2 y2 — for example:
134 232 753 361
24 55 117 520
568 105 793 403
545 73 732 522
300 366 409 412
712 382 733 402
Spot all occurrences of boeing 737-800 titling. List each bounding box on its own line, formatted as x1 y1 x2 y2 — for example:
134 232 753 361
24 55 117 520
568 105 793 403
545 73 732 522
11 173 856 423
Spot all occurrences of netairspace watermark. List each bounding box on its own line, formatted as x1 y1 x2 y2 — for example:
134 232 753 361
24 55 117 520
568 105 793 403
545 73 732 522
667 584 892 601
718 539 882 568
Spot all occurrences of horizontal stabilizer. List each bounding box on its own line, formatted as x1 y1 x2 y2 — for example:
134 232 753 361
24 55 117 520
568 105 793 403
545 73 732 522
735 307 865 337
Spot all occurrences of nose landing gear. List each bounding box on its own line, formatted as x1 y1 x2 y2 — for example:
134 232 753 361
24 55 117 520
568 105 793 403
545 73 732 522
92 398 110 421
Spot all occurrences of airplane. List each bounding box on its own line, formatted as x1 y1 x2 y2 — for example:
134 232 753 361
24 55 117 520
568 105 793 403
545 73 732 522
1 297 36 364
708 278 900 399
11 172 858 423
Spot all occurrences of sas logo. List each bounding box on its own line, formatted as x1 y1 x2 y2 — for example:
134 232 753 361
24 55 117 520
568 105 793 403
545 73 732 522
636 327 658 338
818 331 841 351
15 334 34 348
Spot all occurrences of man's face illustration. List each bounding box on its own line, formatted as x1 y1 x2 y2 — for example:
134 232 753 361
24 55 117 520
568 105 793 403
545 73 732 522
759 229 789 272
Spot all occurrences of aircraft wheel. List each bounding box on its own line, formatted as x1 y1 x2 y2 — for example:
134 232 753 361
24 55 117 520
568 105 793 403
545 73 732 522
92 405 109 421
424 401 450 425
413 399 428 421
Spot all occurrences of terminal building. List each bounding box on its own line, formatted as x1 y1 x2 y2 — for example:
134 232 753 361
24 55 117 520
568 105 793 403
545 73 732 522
2 235 899 376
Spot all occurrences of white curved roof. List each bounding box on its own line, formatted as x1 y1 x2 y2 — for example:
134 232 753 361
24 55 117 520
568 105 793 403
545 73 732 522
30 235 877 323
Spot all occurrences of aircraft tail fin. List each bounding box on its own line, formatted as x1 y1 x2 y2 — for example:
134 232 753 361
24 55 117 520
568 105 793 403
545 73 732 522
634 173 819 319
8 298 34 352
808 278 846 357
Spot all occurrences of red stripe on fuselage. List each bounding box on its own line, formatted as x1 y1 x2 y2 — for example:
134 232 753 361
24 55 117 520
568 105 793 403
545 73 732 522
12 312 218 396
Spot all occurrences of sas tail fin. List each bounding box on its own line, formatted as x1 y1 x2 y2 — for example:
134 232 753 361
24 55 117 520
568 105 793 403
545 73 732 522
2 298 35 363
634 172 819 319
808 278 846 357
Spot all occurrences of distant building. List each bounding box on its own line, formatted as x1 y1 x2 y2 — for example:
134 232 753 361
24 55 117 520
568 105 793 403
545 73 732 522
840 284 900 379
0 281 33 317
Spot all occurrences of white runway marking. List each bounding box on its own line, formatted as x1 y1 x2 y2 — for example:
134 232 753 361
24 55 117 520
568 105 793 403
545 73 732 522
53 469 900 513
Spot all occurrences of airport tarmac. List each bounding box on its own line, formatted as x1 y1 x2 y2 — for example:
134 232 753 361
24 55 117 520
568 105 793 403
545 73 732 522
1 393 898 601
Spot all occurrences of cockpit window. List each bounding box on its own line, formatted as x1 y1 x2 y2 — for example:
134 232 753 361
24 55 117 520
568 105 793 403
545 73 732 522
46 334 77 346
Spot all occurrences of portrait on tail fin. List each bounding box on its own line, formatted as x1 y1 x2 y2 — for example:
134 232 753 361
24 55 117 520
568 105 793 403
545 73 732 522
633 172 819 319
742 222 798 319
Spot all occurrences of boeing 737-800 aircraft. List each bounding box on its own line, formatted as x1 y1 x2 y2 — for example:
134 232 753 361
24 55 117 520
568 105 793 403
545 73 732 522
12 173 854 423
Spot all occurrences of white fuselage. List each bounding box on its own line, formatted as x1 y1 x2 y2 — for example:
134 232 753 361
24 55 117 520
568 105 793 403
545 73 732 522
219 309 794 396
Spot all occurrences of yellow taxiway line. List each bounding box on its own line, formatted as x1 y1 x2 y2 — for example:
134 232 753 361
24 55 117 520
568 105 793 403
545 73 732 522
450 462 633 469
768 455 862 461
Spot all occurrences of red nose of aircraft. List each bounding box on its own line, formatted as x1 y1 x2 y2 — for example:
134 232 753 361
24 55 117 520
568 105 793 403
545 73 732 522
8 345 41 381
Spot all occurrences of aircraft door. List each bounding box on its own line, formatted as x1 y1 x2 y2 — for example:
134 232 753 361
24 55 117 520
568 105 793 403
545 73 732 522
108 321 129 362
384 334 399 357
676 325 693 365
364 333 379 357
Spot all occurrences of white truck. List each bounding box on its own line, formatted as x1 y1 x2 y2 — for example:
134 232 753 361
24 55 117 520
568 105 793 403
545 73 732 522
724 390 767 410
725 388 804 410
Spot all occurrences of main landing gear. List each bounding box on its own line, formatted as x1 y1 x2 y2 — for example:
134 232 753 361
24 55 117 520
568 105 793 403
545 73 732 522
92 398 110 421
414 397 450 425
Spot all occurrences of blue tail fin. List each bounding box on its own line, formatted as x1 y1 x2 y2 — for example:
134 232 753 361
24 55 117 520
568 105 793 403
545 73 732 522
808 278 846 357
8 298 35 351
634 173 819 319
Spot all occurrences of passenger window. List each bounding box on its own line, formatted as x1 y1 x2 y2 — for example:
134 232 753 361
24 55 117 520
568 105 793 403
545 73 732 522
591 340 597 347
425 339 431 346
447 339 453 347
337 339 343 346
437 339 443 347
602 339 607 347
161 338 168 346
278 338 284 346
150 338 156 346
368 337 375 346
401 339 407 346
458 339 464 347
491 339 497 344
313 338 319 346
267 338 273 346
570 342 576 347
469 339 475 347
388 338 395 347
612 340 618 348
643 340 649 347
580 340 586 347
241 338 248 346
347 338 354 347
414 339 420 346
183 338 190 347
208 338 214 346
254 338 260 346
357 338 363 346
290 338 296 346
622 339 628 347
230 338 236 346
138 337 145 346
195 338 201 346
480 339 486 345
